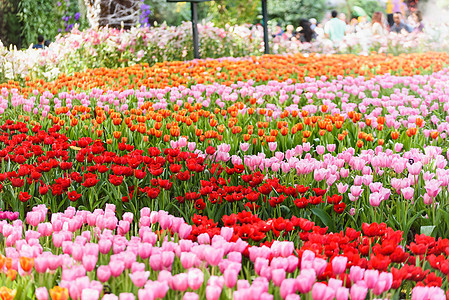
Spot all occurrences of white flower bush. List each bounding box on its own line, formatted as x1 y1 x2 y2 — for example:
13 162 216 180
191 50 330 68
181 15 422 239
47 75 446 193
1 22 449 82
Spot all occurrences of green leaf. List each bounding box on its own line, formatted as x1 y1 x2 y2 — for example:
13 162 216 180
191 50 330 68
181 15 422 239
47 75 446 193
280 205 291 217
421 225 436 237
311 207 335 232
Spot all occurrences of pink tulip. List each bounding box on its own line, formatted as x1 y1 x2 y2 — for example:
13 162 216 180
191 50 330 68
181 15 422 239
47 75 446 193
407 161 422 175
138 243 152 259
206 285 222 300
157 270 173 284
312 258 327 276
260 293 274 300
197 233 210 244
328 278 342 290
237 280 250 290
349 266 364 283
98 239 112 254
188 268 204 290
149 254 162 271
240 143 250 152
272 269 286 287
81 289 100 300
172 273 189 291
268 142 277 152
181 252 198 269
369 192 382 207
411 286 429 300
280 278 297 299
336 287 349 300
223 268 239 288
393 142 403 152
36 287 49 300
312 283 334 300
205 248 223 266
183 292 199 300
316 145 325 155
364 269 380 290
401 187 414 200
97 265 111 282
131 262 145 274
336 183 348 194
296 269 316 293
138 289 155 300
34 256 48 273
109 260 125 277
118 220 130 235
228 252 242 263
178 223 192 239
161 251 175 269
129 271 150 287
82 255 97 272
327 144 336 152
373 272 393 295
119 293 135 300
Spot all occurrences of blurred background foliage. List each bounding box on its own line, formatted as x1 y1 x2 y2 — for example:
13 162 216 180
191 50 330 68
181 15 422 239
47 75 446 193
1 0 88 49
0 0 422 49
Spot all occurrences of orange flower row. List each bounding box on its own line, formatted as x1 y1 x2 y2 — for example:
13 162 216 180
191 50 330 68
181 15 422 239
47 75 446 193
2 52 449 94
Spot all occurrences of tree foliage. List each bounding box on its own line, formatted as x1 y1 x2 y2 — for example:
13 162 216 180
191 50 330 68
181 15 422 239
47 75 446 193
267 0 327 26
0 0 22 48
340 0 385 20
203 0 260 27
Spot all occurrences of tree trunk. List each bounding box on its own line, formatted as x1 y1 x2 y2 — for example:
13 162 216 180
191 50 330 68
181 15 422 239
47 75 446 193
84 0 141 29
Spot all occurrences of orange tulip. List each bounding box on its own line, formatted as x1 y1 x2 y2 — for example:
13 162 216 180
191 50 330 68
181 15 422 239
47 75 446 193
0 287 16 300
6 269 16 281
19 257 34 273
209 119 218 127
431 131 439 139
49 286 69 300
391 131 399 140
416 118 424 127
357 140 364 148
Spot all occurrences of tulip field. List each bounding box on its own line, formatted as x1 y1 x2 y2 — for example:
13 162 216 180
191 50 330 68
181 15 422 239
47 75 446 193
2 51 449 299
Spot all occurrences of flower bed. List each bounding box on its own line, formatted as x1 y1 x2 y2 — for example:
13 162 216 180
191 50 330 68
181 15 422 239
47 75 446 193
2 22 449 82
1 204 449 299
1 51 449 298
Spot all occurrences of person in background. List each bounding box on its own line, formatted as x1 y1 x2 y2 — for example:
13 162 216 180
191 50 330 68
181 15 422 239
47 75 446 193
386 0 394 27
390 12 413 33
324 10 347 42
272 23 284 38
371 11 387 36
309 18 317 30
339 13 347 24
412 10 424 32
32 35 45 49
44 40 51 47
314 23 325 38
355 15 370 33
282 25 295 40
298 19 316 43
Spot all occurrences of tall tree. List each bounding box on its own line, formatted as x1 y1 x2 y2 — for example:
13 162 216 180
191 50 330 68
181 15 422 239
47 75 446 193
267 0 326 26
84 0 141 28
